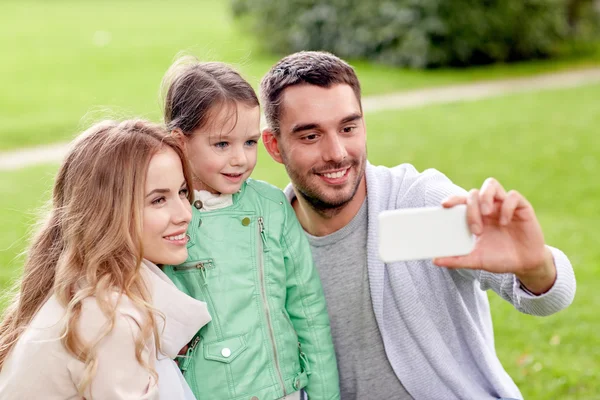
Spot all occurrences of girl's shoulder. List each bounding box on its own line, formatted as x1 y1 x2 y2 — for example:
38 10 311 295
243 178 288 205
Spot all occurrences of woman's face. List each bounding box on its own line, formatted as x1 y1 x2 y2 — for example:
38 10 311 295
142 147 192 265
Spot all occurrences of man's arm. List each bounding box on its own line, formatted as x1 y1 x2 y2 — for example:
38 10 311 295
424 174 576 316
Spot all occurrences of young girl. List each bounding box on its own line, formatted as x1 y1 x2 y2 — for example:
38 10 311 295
161 58 340 400
0 120 211 399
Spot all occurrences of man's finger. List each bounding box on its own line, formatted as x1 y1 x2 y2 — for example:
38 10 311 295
467 189 483 235
441 195 467 208
479 178 506 216
433 255 477 269
499 190 525 225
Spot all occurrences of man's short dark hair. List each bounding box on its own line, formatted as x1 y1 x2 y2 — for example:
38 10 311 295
260 51 362 135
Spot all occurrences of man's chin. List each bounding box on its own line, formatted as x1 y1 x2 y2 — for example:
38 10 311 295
301 187 355 211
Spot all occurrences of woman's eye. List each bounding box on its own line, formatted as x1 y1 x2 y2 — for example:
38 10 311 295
179 188 189 197
214 142 229 149
152 196 166 205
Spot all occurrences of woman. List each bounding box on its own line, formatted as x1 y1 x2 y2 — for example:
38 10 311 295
0 120 210 399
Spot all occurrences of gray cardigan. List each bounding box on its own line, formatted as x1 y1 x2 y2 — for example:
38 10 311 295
290 162 576 400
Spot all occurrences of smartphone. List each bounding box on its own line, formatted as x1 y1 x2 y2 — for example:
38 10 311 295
378 204 475 262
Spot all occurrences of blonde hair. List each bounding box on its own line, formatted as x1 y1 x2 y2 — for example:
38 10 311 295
0 120 193 396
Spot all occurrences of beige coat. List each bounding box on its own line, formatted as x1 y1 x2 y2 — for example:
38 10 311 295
0 260 211 399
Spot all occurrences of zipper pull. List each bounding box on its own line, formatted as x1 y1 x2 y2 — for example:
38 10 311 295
258 217 269 252
298 347 311 375
179 335 201 372
198 262 208 284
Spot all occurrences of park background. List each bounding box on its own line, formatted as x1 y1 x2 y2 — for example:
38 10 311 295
0 1 599 398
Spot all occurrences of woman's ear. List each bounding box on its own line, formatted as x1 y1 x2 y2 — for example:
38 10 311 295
262 128 283 164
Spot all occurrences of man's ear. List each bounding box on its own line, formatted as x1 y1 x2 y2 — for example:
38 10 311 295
262 128 284 164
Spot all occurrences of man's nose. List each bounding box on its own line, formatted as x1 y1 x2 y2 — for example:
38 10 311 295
322 133 348 163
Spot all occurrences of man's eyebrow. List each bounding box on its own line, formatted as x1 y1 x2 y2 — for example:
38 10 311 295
290 123 320 135
145 188 170 198
340 113 363 124
290 113 362 134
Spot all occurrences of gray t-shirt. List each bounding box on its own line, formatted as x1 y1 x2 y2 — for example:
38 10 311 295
306 199 413 400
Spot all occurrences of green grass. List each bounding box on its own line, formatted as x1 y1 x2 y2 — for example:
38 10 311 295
2 83 598 398
1 0 599 150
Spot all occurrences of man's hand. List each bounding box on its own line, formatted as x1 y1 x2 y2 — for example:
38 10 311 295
433 178 556 294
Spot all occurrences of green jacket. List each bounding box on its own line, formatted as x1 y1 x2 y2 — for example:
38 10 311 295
163 179 340 400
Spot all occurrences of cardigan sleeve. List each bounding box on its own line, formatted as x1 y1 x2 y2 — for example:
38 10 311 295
420 168 576 316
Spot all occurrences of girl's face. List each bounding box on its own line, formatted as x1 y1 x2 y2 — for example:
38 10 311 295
185 102 261 194
142 147 192 265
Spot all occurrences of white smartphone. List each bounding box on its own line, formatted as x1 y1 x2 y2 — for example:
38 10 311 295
378 204 475 262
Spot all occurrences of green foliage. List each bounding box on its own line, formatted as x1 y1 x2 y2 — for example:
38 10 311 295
232 0 600 68
2 1 599 151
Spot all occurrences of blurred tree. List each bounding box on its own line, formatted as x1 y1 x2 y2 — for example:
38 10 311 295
232 0 600 68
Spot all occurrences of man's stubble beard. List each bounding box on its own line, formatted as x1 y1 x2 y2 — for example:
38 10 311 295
281 150 367 219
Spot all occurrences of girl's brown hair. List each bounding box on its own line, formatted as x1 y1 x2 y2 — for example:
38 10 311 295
161 55 259 136
0 119 193 396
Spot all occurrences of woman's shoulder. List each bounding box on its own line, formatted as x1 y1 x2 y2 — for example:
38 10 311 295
78 292 146 343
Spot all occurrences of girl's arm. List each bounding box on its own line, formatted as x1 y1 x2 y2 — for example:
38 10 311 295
281 199 340 400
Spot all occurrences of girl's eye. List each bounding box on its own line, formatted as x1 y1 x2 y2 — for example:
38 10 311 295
214 141 229 149
245 139 258 147
179 188 189 197
152 196 166 205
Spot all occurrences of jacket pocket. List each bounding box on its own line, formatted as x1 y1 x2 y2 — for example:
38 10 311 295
203 335 248 364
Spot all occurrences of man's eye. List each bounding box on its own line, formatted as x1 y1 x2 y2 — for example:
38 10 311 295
302 134 318 141
342 126 355 133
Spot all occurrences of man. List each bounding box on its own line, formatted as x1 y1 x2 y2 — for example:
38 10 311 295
259 51 576 400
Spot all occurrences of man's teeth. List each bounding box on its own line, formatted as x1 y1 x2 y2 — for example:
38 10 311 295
322 170 346 179
166 233 186 241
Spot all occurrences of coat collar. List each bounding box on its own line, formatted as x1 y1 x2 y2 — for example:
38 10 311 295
141 260 211 359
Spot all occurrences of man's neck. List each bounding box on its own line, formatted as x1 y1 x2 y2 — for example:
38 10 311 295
292 177 367 237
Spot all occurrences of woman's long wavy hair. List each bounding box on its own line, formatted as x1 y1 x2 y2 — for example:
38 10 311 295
0 120 193 395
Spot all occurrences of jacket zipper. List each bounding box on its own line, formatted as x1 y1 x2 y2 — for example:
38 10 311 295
173 259 213 272
282 310 310 374
197 262 222 339
257 216 286 396
179 334 202 373
175 259 222 338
